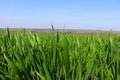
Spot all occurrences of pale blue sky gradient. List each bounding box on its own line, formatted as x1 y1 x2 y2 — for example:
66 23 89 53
0 0 120 31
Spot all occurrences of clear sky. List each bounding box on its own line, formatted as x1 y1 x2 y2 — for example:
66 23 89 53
0 0 120 31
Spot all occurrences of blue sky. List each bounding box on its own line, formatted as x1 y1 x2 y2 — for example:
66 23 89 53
0 0 120 31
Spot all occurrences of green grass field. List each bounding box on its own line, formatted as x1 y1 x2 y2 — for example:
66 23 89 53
0 28 120 80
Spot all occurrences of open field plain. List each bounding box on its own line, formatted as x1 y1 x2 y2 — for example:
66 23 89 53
0 28 120 34
0 28 120 80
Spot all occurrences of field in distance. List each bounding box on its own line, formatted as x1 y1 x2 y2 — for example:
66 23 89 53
0 28 120 34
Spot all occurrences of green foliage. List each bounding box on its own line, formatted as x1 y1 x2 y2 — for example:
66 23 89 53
0 29 120 80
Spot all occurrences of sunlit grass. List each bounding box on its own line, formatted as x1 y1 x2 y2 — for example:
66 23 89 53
0 28 120 80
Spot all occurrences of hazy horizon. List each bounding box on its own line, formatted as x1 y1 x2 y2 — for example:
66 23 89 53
0 0 120 31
